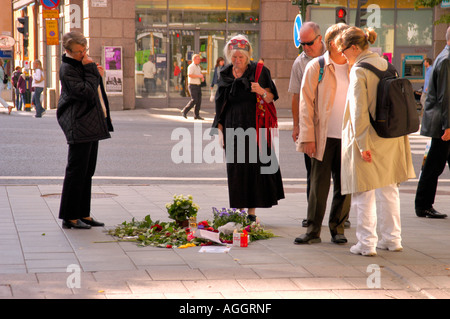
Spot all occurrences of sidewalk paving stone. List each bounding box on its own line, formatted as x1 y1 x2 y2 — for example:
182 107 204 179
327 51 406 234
1 183 450 299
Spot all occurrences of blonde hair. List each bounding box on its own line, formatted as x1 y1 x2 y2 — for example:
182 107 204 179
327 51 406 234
324 23 350 51
34 59 43 70
224 34 253 65
335 26 377 52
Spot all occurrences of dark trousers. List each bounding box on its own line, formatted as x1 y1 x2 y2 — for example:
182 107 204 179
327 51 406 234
415 137 450 210
59 141 99 221
306 138 350 237
182 84 202 118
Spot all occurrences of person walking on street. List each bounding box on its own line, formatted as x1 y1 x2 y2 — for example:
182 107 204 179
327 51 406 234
288 22 326 227
181 54 205 120
294 23 351 245
12 66 22 111
336 27 415 256
32 60 46 118
414 26 450 219
0 58 13 114
57 31 114 230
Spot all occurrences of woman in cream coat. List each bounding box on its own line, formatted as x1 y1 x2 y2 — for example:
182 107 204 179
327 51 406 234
336 27 415 256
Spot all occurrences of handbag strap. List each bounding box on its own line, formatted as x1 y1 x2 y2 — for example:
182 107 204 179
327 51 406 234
255 62 263 83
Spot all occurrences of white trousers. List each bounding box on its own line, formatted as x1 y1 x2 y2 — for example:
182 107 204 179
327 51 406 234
352 184 402 250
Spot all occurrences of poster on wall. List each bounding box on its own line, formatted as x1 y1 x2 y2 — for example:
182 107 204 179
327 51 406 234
103 46 123 95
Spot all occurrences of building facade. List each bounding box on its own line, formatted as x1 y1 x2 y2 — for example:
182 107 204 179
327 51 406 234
10 0 449 110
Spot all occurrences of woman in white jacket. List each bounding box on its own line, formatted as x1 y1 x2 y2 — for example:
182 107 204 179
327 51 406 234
335 27 415 256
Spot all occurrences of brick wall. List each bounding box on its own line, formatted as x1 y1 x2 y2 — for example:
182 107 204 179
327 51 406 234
261 0 302 110
84 0 136 110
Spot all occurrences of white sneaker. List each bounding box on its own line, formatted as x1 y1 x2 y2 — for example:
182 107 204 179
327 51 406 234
377 242 403 252
350 244 377 256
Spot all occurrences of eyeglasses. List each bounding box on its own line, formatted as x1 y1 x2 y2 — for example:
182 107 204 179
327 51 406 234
340 44 353 53
301 35 320 47
70 47 88 55
230 39 249 45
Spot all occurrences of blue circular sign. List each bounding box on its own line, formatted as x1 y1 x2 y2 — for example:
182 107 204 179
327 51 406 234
293 14 302 48
41 0 60 10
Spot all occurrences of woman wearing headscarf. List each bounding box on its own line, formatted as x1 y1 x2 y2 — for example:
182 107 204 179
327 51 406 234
212 35 284 222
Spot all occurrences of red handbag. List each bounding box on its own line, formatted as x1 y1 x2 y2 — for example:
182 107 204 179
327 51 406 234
255 62 278 147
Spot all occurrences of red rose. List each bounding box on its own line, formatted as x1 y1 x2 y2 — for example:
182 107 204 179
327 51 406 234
166 244 172 248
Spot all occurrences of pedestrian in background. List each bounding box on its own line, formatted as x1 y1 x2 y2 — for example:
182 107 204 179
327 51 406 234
211 34 284 222
17 69 29 110
32 60 46 117
143 55 156 97
12 66 22 111
420 57 433 107
0 58 12 114
181 54 205 120
57 31 114 230
294 23 351 245
210 56 225 101
288 21 326 227
336 27 415 256
414 26 450 220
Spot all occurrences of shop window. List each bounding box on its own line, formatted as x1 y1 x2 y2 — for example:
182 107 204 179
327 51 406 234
169 0 226 27
396 9 433 46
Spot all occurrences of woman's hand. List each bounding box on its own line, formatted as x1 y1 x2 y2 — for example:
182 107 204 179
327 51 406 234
97 64 104 77
82 54 94 65
361 150 372 163
218 124 225 149
251 82 266 96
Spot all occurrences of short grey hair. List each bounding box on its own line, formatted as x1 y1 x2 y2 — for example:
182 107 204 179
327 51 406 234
62 31 87 51
301 21 321 37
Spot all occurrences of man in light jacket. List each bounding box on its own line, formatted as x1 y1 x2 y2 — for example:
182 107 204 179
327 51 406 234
294 24 351 245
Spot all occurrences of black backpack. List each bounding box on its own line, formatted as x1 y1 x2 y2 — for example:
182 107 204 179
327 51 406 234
356 61 420 138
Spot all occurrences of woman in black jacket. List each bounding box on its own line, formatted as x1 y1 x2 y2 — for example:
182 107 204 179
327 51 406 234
57 31 113 229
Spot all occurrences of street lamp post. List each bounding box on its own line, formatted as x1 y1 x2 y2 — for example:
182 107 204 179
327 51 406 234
291 0 320 53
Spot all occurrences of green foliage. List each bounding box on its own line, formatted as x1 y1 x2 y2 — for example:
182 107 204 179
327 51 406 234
415 0 450 24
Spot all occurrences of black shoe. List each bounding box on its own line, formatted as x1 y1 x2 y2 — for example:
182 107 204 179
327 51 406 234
302 219 310 227
194 116 205 120
344 220 351 228
62 219 91 229
294 233 321 244
181 111 187 119
331 234 348 244
247 214 257 223
416 207 447 218
81 217 105 227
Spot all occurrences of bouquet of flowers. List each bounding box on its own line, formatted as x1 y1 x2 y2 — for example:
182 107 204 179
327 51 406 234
166 194 199 222
212 207 249 228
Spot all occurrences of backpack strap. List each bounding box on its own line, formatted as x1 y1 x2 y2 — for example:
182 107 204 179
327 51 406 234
318 56 325 83
356 61 398 79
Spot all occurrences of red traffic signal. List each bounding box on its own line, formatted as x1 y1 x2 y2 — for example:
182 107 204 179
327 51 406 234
335 7 347 23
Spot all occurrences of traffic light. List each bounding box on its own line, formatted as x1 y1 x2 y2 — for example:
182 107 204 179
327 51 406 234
17 16 29 39
355 0 369 27
335 7 347 24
